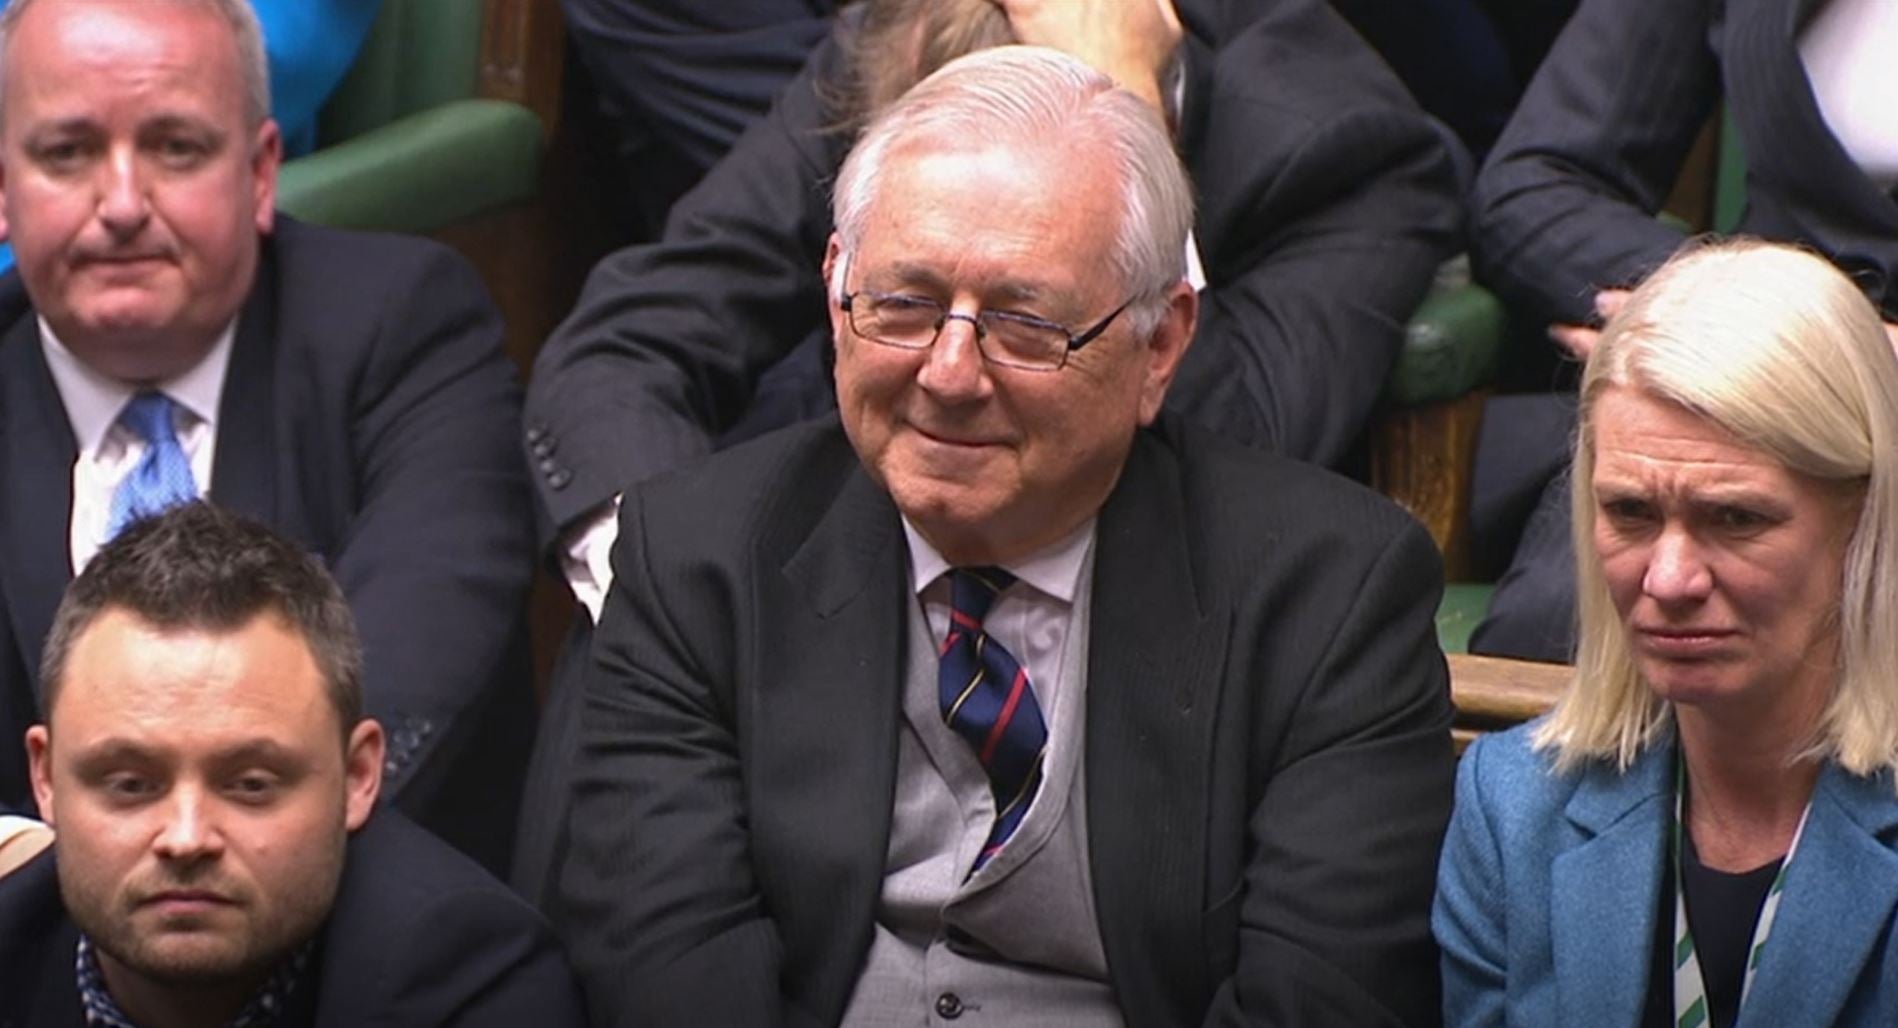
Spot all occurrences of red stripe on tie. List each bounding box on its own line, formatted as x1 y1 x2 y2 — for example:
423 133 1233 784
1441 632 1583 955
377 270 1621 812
940 631 960 657
978 667 1029 766
950 610 982 631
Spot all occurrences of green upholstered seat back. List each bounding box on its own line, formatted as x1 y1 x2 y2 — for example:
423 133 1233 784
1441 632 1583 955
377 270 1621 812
317 0 483 145
1713 108 1747 234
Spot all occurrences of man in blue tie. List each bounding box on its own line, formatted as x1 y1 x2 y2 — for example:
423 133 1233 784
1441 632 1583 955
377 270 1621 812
555 45 1456 1027
0 0 534 876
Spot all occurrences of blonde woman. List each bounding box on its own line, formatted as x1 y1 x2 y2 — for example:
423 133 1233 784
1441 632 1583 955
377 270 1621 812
1435 239 1898 1028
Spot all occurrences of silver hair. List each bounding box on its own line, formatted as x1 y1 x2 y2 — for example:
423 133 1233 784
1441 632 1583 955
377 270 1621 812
1537 238 1898 782
0 0 272 130
831 45 1194 338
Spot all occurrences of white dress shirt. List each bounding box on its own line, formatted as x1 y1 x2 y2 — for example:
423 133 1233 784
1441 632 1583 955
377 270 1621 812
41 319 235 575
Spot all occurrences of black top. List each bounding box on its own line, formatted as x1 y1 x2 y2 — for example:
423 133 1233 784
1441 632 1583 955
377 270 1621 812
1643 830 1783 1028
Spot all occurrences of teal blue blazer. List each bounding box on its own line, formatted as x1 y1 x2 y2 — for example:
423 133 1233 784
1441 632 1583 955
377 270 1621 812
1435 721 1898 1027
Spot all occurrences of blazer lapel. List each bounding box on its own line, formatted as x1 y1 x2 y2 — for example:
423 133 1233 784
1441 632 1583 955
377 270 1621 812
756 453 906 1018
0 318 77 705
1737 766 1898 1028
1085 432 1229 1016
207 246 277 526
1551 742 1672 1028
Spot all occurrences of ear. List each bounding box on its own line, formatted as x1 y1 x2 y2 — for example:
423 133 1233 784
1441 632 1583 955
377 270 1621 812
25 725 53 826
823 234 847 341
341 719 384 832
0 151 12 243
1135 280 1198 426
250 118 282 236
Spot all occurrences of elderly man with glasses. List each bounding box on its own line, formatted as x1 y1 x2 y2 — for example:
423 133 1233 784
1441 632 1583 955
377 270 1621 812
554 45 1455 1028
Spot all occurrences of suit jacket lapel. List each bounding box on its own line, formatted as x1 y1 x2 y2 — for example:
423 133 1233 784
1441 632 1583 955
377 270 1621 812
0 318 77 706
1738 766 1898 1028
758 452 906 1019
1552 742 1671 1028
1085 431 1228 1016
208 242 277 526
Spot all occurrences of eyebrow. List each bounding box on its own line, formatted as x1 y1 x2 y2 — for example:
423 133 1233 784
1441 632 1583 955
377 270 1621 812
867 262 1054 307
138 113 225 138
1593 478 1786 510
70 737 304 769
21 117 100 139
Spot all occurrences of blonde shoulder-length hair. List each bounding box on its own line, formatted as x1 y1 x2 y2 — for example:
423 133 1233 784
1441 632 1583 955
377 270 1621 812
1534 238 1898 779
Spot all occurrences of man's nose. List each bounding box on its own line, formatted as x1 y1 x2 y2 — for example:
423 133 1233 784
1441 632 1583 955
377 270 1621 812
916 311 991 400
151 786 224 863
94 149 151 239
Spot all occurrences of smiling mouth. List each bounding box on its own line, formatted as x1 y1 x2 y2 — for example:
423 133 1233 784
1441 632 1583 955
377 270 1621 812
912 425 1000 448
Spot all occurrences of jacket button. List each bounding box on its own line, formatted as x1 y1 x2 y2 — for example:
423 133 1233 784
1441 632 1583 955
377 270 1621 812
548 468 573 490
526 424 547 443
934 993 963 1019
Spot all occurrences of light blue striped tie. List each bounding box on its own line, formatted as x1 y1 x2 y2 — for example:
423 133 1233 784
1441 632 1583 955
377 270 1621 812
106 391 198 539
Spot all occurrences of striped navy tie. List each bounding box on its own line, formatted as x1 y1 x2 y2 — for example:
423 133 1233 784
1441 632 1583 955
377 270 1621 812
939 567 1047 870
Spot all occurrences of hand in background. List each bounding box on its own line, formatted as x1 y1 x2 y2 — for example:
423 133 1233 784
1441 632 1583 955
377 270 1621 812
992 0 1182 113
1548 288 1631 361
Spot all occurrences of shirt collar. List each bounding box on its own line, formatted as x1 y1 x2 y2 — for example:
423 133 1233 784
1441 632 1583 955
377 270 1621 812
39 318 237 457
903 516 1097 605
76 933 314 1028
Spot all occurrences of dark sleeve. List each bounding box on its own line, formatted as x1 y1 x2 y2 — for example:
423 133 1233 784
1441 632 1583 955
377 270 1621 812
329 816 587 1026
1172 2 1463 468
413 890 589 1027
560 0 834 173
1433 735 1511 1028
328 246 536 807
1208 519 1455 1026
524 31 844 537
554 492 792 1028
1470 0 1721 326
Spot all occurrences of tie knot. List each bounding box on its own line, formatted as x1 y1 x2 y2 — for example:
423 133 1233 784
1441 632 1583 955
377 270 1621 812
949 566 1015 625
117 391 180 445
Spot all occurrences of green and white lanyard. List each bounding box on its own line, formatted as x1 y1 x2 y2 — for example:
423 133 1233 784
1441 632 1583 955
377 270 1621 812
1670 756 1812 1028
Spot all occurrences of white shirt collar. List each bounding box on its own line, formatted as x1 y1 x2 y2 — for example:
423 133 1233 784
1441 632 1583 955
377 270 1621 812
903 516 1097 605
39 318 236 456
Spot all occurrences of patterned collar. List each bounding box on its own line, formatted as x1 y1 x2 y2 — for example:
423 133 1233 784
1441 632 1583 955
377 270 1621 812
75 933 314 1028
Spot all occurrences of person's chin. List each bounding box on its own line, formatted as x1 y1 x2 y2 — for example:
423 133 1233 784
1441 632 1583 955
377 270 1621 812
1639 656 1747 707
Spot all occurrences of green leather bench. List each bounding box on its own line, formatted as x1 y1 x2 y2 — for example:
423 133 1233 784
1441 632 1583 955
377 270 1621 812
276 0 545 234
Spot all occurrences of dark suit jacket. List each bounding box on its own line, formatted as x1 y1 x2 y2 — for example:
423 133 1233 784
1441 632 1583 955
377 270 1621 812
1437 724 1898 1027
554 414 1456 1027
0 811 586 1027
1472 0 1898 328
560 0 839 232
525 0 1462 540
0 219 537 872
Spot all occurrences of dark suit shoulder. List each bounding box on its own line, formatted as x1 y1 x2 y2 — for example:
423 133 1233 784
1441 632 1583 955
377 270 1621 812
267 217 478 290
623 417 864 566
264 216 489 335
1151 414 1434 583
316 812 584 1025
